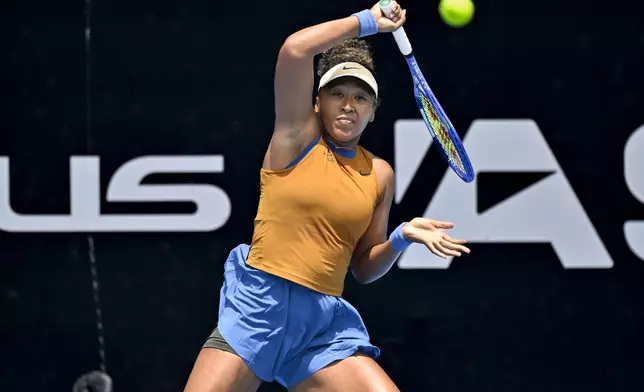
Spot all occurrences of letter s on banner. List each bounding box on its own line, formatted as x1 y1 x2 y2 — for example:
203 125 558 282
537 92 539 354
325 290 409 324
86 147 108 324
104 156 231 232
624 125 644 260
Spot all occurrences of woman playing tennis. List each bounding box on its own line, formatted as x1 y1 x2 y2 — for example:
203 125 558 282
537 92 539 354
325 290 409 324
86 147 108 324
184 1 470 391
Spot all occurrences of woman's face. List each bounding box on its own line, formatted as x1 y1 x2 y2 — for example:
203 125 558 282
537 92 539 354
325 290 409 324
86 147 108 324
315 77 377 144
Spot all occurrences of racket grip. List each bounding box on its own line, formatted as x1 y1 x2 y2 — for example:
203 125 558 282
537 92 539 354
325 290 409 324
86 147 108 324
378 0 413 56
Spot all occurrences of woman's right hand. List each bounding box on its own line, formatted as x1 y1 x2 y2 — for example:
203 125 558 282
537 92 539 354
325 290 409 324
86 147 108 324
370 1 407 33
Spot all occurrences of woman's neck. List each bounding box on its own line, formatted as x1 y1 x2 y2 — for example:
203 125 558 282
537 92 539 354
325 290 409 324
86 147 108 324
322 133 359 150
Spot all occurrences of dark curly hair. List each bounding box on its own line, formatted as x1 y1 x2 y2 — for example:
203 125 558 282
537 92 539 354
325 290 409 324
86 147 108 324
317 38 380 105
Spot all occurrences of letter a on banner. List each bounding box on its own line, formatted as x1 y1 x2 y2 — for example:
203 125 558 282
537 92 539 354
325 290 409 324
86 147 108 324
394 119 613 269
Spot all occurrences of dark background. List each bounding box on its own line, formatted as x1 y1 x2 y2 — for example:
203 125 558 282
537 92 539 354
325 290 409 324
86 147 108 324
1 0 643 391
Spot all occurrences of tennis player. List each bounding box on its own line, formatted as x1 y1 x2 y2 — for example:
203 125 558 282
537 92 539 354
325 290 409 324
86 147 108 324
184 1 470 391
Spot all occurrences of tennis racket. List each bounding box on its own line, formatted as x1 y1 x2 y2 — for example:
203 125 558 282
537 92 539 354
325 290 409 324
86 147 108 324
379 0 475 183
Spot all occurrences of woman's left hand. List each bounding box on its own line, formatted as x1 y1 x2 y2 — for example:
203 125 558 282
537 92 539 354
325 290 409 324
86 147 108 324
402 217 471 259
370 1 407 33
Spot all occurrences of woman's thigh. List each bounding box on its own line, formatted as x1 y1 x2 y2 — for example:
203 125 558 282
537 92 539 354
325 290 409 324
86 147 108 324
289 352 399 392
184 348 262 392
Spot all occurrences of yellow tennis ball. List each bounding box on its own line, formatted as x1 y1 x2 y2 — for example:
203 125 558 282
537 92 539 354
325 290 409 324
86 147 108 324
439 0 475 28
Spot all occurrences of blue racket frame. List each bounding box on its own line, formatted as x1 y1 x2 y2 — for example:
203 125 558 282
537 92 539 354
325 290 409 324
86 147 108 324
405 55 475 183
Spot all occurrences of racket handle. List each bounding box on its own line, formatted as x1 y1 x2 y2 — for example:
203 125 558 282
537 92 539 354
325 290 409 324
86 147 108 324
378 0 413 56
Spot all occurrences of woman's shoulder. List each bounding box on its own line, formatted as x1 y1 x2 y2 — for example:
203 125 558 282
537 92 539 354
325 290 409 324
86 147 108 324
357 145 394 203
357 145 393 174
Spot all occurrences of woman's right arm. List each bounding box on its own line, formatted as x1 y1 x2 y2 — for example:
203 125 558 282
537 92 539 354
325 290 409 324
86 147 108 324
264 2 405 171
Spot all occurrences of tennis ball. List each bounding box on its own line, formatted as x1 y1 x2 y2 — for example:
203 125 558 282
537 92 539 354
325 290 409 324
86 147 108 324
438 0 475 28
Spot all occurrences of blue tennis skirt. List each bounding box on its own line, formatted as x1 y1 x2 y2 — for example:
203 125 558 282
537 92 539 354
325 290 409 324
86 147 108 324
216 244 380 388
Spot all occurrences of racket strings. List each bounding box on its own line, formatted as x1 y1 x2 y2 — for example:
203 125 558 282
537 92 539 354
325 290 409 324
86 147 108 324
417 93 466 173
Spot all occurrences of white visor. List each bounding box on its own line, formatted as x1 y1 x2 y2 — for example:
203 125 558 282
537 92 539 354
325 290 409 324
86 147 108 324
318 62 378 98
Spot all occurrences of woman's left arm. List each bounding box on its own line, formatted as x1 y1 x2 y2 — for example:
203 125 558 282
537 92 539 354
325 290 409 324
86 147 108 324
350 158 470 284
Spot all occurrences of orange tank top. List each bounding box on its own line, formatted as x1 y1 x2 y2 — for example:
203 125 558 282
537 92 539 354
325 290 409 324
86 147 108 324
246 136 382 296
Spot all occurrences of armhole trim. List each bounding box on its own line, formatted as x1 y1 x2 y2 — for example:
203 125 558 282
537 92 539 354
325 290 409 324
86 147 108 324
360 147 384 204
284 135 322 170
